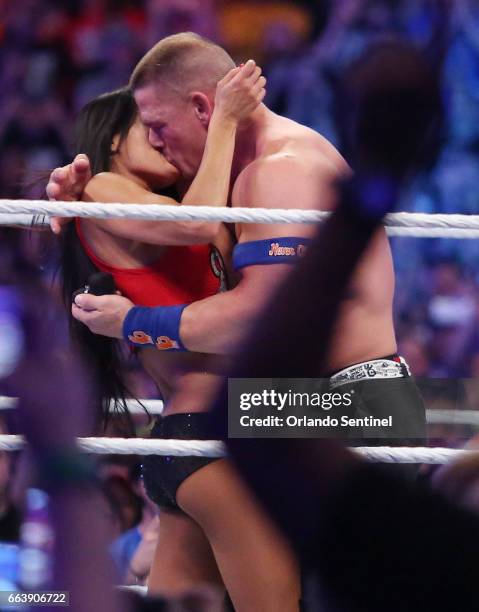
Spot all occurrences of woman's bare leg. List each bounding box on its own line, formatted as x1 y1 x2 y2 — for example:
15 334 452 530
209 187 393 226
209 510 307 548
177 459 301 612
147 511 224 598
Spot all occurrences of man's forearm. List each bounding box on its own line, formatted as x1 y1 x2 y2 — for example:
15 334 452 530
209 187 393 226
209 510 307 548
122 285 266 355
179 287 262 354
175 262 293 353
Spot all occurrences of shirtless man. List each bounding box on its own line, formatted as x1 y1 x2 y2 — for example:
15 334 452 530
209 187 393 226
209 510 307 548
48 33 424 611
68 33 402 384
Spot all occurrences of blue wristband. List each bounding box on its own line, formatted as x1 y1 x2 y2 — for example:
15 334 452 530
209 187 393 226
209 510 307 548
123 304 188 351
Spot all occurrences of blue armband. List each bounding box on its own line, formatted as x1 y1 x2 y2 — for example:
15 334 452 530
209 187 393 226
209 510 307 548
232 237 311 271
123 304 188 351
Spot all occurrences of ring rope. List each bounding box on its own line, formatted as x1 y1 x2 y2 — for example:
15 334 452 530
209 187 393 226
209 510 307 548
353 446 469 464
0 214 49 226
0 435 472 464
118 585 148 596
2 200 479 231
0 435 225 457
5 212 479 238
386 227 479 239
426 409 479 426
5 213 479 238
0 200 329 223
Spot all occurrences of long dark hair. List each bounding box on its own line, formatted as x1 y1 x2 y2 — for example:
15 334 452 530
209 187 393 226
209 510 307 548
59 88 140 435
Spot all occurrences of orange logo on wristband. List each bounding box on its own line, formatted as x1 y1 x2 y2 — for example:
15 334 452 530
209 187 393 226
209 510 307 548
156 336 180 350
128 330 154 345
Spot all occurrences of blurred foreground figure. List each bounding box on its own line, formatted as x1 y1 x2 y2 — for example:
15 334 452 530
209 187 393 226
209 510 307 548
0 227 127 612
208 42 479 612
0 231 225 611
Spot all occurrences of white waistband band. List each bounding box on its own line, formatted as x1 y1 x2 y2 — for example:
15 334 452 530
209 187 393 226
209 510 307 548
330 356 410 389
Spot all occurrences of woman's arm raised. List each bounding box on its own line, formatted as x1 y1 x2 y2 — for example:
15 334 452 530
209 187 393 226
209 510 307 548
58 61 266 245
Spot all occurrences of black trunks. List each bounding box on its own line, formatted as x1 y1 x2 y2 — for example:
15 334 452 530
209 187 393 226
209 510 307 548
328 354 426 481
327 354 426 444
142 412 219 512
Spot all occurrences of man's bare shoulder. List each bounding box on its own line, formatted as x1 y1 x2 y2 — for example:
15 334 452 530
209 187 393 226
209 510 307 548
236 117 347 186
265 115 348 172
233 144 347 211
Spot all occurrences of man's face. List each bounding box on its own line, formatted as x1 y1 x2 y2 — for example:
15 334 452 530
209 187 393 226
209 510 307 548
134 84 209 181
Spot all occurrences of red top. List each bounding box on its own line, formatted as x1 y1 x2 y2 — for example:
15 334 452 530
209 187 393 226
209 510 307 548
76 219 225 307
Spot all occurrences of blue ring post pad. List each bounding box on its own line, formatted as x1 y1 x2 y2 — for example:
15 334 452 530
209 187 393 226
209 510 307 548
232 237 311 271
123 304 188 351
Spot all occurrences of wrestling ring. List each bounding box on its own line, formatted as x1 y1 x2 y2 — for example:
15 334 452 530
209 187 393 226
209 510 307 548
2 199 479 602
1 199 479 467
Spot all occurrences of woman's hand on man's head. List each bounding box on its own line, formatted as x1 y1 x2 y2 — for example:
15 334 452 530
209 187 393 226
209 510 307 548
214 59 267 124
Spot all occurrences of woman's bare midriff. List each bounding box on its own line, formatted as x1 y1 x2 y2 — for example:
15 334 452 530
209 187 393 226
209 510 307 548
139 349 227 416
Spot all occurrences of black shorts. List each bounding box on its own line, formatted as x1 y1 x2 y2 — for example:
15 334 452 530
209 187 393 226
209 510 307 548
332 375 427 481
330 375 427 444
142 413 219 512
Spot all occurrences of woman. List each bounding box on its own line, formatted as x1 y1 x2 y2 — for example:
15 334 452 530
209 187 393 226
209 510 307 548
61 65 261 431
60 69 299 611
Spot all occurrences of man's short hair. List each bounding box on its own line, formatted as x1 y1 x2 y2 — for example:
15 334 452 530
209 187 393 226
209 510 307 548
130 32 236 97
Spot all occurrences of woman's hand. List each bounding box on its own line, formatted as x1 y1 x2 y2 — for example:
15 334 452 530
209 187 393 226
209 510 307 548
72 292 134 339
47 154 92 234
214 59 266 123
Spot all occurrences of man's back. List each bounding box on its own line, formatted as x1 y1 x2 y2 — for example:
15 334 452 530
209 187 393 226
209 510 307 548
232 108 397 371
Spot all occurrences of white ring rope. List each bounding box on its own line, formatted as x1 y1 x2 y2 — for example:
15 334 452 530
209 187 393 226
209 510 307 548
2 200 479 237
353 446 470 464
118 585 148 596
0 213 49 226
426 409 479 426
0 200 330 223
386 227 479 239
4 212 479 238
0 434 473 464
0 435 225 457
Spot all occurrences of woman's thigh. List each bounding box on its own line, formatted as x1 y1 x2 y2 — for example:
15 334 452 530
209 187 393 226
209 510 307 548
148 510 224 598
176 458 301 612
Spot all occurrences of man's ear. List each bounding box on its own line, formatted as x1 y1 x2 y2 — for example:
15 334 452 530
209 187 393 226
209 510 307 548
191 92 213 127
111 134 120 153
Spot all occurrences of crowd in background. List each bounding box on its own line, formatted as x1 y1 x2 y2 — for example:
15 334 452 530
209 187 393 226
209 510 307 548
1 0 479 582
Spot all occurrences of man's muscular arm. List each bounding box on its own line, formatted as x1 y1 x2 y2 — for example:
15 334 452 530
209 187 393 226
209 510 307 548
72 155 345 351
179 155 343 353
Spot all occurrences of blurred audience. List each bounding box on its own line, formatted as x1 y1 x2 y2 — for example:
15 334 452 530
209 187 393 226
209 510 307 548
219 1 312 64
102 474 142 535
145 0 219 49
111 467 159 585
0 417 21 543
